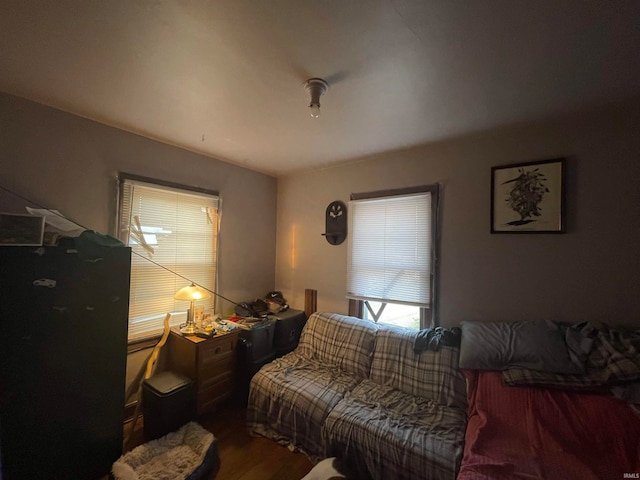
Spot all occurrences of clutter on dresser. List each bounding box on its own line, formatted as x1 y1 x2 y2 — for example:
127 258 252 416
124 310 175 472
234 291 290 319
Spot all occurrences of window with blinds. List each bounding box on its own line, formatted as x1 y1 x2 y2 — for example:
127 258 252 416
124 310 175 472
347 186 438 328
118 174 219 341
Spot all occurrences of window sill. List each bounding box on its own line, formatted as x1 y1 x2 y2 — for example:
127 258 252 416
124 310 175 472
127 335 162 354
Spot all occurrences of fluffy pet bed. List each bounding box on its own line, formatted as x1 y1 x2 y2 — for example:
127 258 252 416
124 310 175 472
111 422 219 480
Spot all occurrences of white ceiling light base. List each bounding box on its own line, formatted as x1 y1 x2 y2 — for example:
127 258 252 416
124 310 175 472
304 78 329 118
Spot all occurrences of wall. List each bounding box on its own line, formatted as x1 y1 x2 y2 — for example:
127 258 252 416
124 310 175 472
0 92 278 389
276 105 640 328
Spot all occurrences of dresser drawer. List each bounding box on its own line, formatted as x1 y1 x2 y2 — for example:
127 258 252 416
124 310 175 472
198 335 237 368
200 368 234 390
199 355 234 383
197 373 234 413
199 349 234 373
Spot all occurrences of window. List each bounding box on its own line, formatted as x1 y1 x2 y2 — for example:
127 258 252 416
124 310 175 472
118 174 219 341
347 186 439 329
362 301 421 329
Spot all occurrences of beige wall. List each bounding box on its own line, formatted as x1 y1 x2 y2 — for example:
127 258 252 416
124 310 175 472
275 106 640 328
0 92 278 391
0 92 277 312
3 89 640 382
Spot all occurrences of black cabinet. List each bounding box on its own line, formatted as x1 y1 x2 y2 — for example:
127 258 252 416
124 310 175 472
236 320 276 403
0 244 131 480
272 309 307 357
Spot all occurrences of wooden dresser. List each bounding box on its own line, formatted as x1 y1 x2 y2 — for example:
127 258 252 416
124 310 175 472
167 328 240 415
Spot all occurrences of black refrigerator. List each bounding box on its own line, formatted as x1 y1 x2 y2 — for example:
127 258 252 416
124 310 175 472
0 243 131 480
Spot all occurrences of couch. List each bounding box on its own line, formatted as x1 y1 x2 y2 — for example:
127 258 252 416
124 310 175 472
249 313 640 479
247 312 468 480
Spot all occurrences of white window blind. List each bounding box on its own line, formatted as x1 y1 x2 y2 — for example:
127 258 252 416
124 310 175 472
347 191 432 307
118 177 219 340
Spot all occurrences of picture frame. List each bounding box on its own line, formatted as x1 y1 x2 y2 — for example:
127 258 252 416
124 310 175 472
491 158 565 233
0 213 45 246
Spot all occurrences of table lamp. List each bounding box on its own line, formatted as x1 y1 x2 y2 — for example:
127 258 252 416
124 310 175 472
174 283 212 335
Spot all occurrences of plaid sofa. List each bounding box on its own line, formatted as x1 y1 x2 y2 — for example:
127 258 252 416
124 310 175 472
247 312 467 479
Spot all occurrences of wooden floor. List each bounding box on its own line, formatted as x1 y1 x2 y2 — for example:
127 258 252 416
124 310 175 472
104 403 313 480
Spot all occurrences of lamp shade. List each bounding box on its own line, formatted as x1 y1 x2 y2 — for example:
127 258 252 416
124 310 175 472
173 284 212 302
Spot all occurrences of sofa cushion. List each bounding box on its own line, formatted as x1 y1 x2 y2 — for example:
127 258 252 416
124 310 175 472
323 379 467 480
369 325 467 411
247 352 362 460
296 312 379 379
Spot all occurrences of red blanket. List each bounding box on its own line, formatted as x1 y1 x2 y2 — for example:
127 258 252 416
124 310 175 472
458 370 640 480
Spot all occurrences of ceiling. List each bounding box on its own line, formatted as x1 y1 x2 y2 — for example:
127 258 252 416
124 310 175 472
1 1 639 177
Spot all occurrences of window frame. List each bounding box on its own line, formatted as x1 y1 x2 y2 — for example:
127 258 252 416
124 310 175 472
116 172 220 345
347 185 440 329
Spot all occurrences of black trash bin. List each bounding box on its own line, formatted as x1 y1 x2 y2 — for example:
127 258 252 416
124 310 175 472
142 370 195 441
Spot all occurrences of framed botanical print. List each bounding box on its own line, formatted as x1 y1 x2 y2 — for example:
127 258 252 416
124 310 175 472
491 158 565 233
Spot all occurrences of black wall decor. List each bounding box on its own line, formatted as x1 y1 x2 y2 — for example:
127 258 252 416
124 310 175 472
322 200 347 245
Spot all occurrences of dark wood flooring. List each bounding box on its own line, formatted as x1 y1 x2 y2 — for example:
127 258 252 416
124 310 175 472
103 403 313 480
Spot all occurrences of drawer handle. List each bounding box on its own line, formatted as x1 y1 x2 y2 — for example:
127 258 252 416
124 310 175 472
215 346 221 354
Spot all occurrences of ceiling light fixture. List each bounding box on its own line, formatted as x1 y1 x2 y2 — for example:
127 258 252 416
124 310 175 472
304 78 329 118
